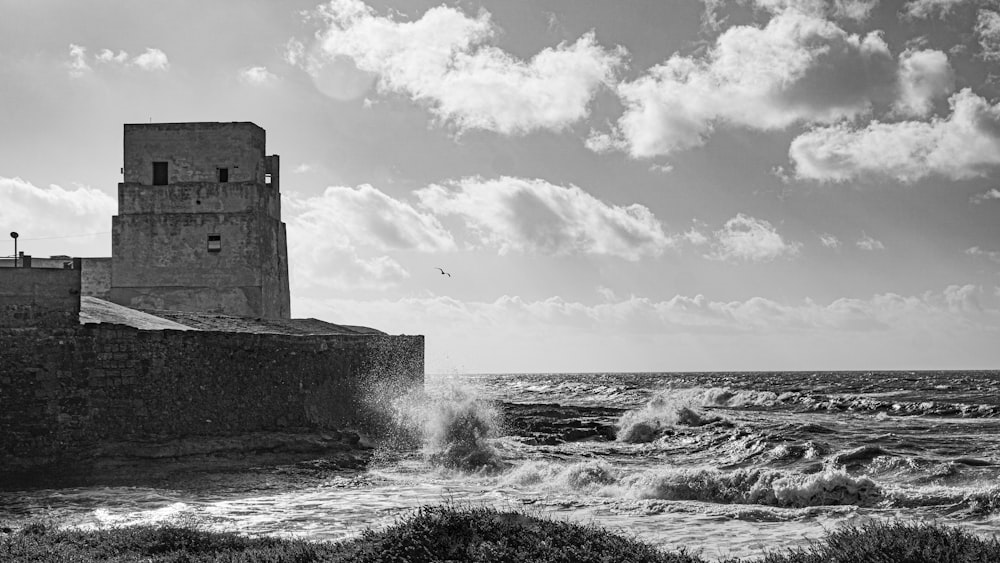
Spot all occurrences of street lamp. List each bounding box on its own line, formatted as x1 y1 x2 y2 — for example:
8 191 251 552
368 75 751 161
10 232 17 268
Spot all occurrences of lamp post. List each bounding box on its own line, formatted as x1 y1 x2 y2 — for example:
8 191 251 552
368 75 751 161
9 232 17 268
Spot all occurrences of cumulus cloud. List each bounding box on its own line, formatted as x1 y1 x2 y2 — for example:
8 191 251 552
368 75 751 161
288 184 455 253
67 44 90 78
415 176 673 260
893 49 954 117
683 228 710 246
604 10 896 158
970 187 1000 203
705 214 801 262
132 48 169 71
790 88 1000 182
0 176 115 242
977 9 1000 61
966 246 1000 262
68 44 170 75
307 284 998 337
943 284 982 312
292 0 623 133
285 184 454 289
902 0 971 19
819 233 842 248
748 0 881 21
96 49 128 64
856 233 885 250
239 66 278 85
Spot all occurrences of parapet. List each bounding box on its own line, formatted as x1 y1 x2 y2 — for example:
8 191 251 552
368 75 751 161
123 122 277 186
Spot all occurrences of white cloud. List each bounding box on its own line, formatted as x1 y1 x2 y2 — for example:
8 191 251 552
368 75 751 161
790 89 1000 182
68 45 169 75
856 233 885 250
304 284 999 337
299 284 1000 371
96 49 128 64
902 0 970 19
0 176 115 242
285 38 306 66
894 49 954 117
288 184 455 253
706 214 801 262
295 0 623 133
970 188 1000 203
239 66 278 85
584 131 623 154
605 10 896 158
942 284 982 312
683 228 710 246
67 44 90 78
966 246 1000 262
748 0 880 21
292 163 313 174
285 184 454 289
415 176 673 260
131 48 170 71
819 233 842 248
977 9 1000 61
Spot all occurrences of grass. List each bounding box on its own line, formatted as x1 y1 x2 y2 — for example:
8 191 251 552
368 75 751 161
2 506 998 562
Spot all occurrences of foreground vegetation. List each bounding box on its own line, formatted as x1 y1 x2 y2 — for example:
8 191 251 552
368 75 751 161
2 505 998 562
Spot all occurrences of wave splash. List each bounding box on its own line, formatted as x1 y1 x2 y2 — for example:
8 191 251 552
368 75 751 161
365 380 505 472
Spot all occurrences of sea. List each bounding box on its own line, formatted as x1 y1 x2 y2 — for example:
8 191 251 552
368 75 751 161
2 370 1000 560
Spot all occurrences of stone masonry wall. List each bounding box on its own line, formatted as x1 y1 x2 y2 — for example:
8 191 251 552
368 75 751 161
0 267 81 328
123 122 267 185
80 258 112 299
0 325 423 474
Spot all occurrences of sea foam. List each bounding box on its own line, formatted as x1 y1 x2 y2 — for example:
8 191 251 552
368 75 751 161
372 383 505 472
615 467 881 508
616 390 730 443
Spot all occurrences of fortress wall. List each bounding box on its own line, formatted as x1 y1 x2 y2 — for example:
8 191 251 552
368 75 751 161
0 267 81 327
111 212 270 316
0 325 423 475
80 258 112 299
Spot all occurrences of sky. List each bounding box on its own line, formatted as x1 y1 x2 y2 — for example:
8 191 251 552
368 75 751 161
1 0 999 373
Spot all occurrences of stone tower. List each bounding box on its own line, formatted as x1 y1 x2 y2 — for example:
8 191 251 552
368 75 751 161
110 122 290 319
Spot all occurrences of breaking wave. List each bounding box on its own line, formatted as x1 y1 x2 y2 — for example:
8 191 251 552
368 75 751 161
617 467 881 508
502 461 882 509
616 390 732 443
643 385 1000 419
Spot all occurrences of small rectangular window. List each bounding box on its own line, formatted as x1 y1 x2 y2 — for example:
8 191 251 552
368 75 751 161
152 162 168 185
207 234 221 253
265 173 272 185
219 168 229 183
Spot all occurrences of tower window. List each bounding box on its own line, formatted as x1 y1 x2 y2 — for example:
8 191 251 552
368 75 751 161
207 234 221 253
219 168 229 183
152 162 168 185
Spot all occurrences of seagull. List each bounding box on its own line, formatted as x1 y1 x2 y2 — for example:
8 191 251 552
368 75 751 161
435 267 451 277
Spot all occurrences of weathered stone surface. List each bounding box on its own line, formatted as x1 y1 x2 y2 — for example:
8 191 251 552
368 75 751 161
112 122 289 319
0 268 81 328
0 324 423 484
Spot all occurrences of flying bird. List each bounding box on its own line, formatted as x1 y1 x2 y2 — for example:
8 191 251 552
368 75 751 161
435 267 451 277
